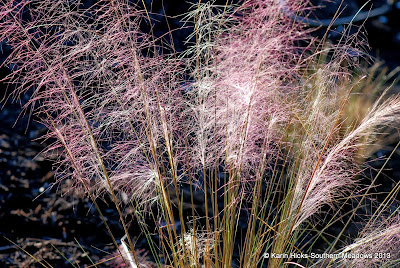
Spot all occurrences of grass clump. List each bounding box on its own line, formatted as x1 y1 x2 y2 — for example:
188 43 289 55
1 0 400 267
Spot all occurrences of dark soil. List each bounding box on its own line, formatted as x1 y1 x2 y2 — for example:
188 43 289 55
0 88 129 266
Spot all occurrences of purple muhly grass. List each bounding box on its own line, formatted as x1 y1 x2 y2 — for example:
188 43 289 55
291 90 400 229
2 0 400 266
0 2 194 264
0 0 188 208
275 19 390 231
333 215 400 268
185 0 392 236
187 2 400 261
187 0 310 183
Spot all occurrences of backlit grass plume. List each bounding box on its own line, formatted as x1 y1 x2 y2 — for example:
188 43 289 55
1 0 400 267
